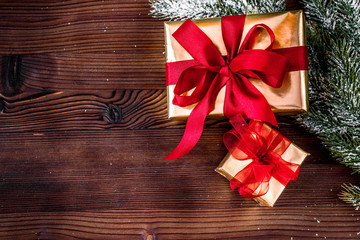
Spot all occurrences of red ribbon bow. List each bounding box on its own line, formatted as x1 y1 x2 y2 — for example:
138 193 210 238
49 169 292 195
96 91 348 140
224 117 300 198
165 15 308 160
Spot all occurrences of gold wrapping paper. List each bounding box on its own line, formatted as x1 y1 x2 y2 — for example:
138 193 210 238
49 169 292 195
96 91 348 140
165 10 308 119
215 134 309 207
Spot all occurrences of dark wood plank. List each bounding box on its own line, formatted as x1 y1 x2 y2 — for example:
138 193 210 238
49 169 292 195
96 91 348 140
286 0 302 10
13 53 165 90
0 128 356 213
0 89 173 131
0 0 162 54
0 207 359 240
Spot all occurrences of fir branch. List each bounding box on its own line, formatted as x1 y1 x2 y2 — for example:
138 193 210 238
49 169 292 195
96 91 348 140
300 0 360 208
149 0 223 20
149 0 285 20
303 0 360 49
339 184 360 210
300 0 360 173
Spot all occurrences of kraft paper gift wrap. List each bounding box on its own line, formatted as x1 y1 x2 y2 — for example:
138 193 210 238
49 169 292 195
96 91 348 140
165 10 308 119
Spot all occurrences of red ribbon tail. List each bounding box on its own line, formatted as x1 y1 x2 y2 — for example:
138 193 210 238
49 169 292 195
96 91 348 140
164 96 210 160
165 74 228 160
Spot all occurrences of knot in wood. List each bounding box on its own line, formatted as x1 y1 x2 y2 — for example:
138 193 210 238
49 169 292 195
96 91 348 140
105 104 123 123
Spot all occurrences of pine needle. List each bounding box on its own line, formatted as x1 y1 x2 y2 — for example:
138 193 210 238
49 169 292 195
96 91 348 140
339 184 360 210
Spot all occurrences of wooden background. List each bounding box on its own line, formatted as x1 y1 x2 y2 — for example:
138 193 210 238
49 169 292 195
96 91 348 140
1 0 359 239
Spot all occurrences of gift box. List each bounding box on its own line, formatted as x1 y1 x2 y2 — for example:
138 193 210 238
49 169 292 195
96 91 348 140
165 10 308 119
215 120 309 207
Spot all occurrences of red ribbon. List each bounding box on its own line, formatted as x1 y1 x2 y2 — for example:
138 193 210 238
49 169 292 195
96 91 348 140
224 117 300 198
165 15 308 160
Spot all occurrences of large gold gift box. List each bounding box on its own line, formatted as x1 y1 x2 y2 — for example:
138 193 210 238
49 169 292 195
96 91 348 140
215 122 309 207
165 10 308 119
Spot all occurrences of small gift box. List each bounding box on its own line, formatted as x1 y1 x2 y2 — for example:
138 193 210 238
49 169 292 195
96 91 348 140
165 10 308 119
216 119 309 206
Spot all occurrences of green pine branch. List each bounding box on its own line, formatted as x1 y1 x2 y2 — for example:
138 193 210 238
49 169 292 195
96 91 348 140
299 0 360 209
149 0 360 209
149 0 285 20
339 184 360 210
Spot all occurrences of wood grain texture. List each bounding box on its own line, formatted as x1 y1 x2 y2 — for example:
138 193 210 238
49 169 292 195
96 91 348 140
17 53 165 90
0 207 359 240
1 0 359 239
0 89 173 131
0 0 163 54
